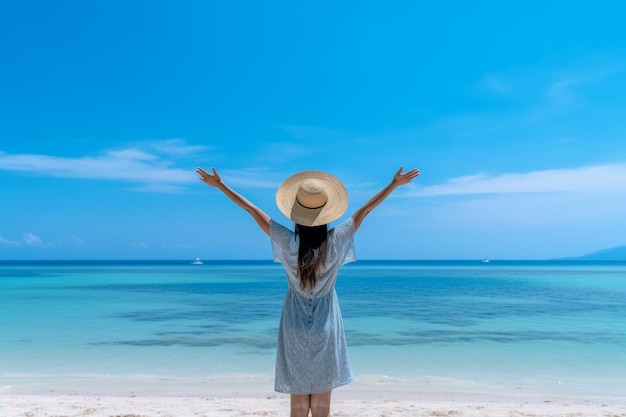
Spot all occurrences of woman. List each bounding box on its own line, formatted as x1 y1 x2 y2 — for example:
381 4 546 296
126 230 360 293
196 166 420 417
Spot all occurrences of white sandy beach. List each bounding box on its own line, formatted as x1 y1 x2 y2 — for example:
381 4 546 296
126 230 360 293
4 393 626 417
3 377 625 417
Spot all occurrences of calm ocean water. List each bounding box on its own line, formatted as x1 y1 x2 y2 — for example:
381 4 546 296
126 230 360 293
1 260 625 397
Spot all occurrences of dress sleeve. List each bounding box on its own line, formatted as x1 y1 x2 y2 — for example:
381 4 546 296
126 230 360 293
328 217 356 266
270 219 297 264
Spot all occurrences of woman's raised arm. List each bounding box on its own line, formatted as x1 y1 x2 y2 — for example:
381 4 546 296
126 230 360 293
197 167 271 236
351 166 420 232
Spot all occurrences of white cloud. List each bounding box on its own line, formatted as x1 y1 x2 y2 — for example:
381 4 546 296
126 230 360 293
0 235 21 246
221 168 281 189
546 58 624 104
0 233 43 246
129 242 150 249
389 162 626 258
106 148 157 162
151 138 209 156
464 55 626 131
0 139 205 191
410 163 626 197
22 233 42 245
547 77 585 103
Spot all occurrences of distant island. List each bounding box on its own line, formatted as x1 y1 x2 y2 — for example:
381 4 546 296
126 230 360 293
566 245 626 261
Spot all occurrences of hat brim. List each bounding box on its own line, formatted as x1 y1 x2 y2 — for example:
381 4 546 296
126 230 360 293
276 171 348 227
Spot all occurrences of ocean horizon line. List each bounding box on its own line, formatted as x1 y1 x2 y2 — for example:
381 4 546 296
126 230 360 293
1 258 625 264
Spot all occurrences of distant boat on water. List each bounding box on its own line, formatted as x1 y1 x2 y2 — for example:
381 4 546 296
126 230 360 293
481 257 490 263
191 257 203 265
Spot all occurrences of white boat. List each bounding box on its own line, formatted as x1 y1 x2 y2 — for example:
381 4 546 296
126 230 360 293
482 257 490 263
191 257 203 265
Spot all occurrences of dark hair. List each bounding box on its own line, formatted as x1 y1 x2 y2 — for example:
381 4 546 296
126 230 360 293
295 223 328 291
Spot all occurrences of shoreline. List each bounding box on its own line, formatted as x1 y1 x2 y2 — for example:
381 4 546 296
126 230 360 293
3 371 625 397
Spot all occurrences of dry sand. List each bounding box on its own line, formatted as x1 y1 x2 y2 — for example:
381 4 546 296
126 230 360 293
3 391 626 417
2 375 625 417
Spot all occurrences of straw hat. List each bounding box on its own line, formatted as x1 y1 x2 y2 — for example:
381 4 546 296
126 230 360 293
276 170 348 226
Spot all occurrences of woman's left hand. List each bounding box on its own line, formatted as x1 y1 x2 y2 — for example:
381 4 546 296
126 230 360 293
392 166 420 187
196 167 222 188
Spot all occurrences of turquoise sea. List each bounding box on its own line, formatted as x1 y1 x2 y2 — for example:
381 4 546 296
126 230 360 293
1 260 625 398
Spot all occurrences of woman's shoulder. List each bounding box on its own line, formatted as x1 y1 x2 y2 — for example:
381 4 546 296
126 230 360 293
329 217 355 238
331 217 355 231
270 219 294 239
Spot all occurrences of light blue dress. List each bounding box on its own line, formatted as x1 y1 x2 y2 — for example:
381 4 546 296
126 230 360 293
270 217 356 395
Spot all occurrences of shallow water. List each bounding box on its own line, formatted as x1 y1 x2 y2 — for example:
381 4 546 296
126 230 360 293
1 260 625 397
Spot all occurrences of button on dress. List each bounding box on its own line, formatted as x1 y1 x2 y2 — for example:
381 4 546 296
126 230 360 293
270 217 356 395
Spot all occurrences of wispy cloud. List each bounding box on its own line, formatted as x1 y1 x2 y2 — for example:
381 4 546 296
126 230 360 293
219 168 281 189
547 77 586 103
151 139 210 156
0 234 89 251
471 54 625 118
0 235 21 246
129 242 150 249
411 163 626 197
0 233 43 246
22 233 42 245
0 139 208 192
546 58 624 104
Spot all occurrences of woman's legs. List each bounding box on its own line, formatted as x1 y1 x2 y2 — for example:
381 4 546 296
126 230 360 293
310 391 332 417
290 394 310 417
290 390 332 417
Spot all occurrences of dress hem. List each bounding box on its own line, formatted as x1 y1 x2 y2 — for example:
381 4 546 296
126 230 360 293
274 378 353 395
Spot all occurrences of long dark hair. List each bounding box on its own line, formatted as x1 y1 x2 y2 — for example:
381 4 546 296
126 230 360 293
295 223 328 291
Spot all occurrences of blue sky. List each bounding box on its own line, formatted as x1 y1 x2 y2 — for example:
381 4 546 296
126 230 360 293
2 1 626 260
